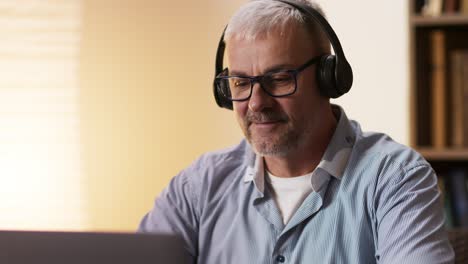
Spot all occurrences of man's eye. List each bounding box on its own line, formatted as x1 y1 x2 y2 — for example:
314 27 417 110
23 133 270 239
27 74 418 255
233 79 250 88
273 77 290 82
270 73 293 83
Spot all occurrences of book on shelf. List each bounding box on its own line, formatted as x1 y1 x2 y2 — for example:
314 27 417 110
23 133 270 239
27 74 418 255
446 169 468 227
445 189 455 228
420 0 468 14
444 0 460 13
438 176 454 228
462 0 468 14
450 50 468 148
422 0 444 16
430 30 447 149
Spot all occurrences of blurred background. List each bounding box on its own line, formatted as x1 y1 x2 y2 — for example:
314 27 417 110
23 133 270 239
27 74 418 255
0 0 407 231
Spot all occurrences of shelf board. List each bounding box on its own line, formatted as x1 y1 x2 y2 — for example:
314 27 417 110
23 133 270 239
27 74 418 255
411 14 468 26
416 147 468 161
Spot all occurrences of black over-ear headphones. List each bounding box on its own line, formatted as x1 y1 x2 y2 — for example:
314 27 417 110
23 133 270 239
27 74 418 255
213 0 353 110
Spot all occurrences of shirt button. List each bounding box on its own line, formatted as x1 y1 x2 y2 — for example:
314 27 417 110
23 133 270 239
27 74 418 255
276 255 285 263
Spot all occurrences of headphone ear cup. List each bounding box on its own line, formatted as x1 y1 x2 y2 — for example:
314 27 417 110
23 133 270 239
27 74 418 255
213 78 233 110
317 55 340 98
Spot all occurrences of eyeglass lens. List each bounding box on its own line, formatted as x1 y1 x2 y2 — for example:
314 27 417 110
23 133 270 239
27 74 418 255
219 71 296 100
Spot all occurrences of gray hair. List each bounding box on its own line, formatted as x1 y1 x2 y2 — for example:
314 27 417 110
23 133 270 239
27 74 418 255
225 0 331 55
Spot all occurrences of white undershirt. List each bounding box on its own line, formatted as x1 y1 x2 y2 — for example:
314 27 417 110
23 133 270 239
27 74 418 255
265 170 313 225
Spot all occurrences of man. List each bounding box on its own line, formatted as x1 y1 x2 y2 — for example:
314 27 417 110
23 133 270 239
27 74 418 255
138 0 454 263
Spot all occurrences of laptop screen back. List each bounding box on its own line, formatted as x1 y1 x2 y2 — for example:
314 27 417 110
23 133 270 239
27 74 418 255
0 230 190 264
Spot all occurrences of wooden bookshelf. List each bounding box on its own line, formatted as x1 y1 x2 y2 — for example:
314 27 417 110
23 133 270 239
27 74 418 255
409 0 468 159
417 148 468 161
410 14 468 26
409 0 468 238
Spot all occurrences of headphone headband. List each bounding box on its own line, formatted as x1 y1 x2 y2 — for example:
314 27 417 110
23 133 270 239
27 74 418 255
277 0 344 58
213 0 353 110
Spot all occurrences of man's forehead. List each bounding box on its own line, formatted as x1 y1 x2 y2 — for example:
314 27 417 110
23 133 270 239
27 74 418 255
225 39 314 77
225 36 292 64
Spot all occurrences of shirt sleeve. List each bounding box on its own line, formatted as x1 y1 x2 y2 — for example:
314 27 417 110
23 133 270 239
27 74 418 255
137 164 201 262
374 162 454 264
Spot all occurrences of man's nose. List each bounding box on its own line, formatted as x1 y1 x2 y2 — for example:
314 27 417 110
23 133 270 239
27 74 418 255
248 82 274 112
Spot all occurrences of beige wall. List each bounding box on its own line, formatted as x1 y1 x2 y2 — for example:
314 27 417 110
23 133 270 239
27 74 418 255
320 0 409 144
80 0 244 231
79 0 409 231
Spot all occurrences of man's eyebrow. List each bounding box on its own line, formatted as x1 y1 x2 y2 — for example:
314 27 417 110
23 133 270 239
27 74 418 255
228 69 248 76
228 63 296 76
263 63 296 73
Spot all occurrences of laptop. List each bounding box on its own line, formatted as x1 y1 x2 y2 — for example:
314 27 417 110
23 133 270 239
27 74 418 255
0 230 190 264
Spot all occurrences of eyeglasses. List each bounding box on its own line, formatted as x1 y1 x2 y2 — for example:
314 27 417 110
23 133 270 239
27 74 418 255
215 56 321 101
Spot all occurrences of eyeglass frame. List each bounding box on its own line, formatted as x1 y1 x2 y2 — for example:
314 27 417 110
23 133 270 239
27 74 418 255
214 55 321 102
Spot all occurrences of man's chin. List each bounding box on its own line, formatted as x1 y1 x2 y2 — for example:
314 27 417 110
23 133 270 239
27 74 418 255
248 138 290 157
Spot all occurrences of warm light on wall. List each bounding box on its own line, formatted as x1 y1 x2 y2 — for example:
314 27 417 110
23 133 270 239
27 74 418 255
0 0 86 230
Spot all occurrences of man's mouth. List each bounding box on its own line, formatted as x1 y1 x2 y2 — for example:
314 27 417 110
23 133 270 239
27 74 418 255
252 120 280 124
249 119 284 131
245 110 288 131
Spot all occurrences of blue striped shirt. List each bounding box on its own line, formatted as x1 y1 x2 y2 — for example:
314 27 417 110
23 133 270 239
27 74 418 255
138 106 454 263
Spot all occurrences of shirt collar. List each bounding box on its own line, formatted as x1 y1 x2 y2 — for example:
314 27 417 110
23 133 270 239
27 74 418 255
317 104 355 180
243 154 265 193
243 104 355 192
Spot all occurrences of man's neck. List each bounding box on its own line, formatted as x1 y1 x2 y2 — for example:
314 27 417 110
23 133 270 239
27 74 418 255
263 106 337 178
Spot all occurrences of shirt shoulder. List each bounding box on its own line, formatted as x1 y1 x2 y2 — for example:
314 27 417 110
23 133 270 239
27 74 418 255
350 120 429 173
184 139 252 194
191 139 250 177
344 120 435 199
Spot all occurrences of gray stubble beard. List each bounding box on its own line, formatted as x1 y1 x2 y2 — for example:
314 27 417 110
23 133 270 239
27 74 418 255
246 123 301 157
